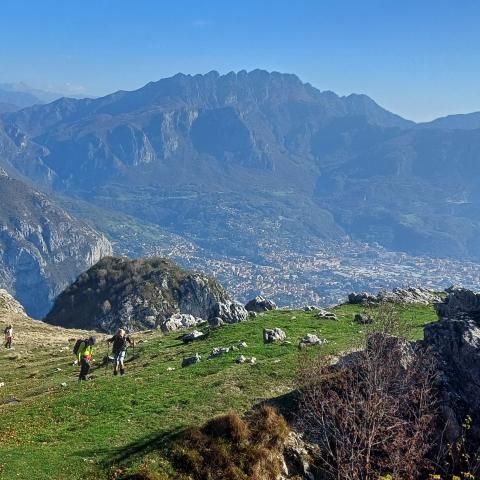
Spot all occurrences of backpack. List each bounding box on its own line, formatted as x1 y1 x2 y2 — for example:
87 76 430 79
112 335 129 353
72 338 87 356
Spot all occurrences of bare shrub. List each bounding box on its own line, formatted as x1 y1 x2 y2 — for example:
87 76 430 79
297 303 439 479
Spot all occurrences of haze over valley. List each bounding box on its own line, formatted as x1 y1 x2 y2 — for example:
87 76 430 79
2 70 480 316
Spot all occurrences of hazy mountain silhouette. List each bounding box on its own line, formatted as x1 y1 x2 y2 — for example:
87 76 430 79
1 70 480 263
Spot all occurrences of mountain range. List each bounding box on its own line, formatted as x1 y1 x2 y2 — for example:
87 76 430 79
1 70 480 316
0 82 89 112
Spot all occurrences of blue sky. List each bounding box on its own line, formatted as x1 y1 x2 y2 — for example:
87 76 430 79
1 0 479 121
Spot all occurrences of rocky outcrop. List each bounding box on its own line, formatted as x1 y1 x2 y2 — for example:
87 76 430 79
208 317 225 328
0 173 112 318
44 256 248 332
424 288 480 444
245 295 277 313
342 288 480 448
435 286 480 319
280 431 319 480
0 289 27 316
343 288 480 446
348 287 442 306
347 292 378 304
162 313 204 332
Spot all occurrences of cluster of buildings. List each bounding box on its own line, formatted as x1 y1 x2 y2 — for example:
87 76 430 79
114 224 480 308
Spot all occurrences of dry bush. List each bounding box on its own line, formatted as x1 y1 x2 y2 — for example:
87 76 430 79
297 303 439 480
170 405 289 480
431 414 480 478
203 411 251 443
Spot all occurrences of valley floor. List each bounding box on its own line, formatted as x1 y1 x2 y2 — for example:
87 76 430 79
0 304 436 480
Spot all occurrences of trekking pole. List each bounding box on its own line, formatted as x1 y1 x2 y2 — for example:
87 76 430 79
131 340 138 406
105 343 110 376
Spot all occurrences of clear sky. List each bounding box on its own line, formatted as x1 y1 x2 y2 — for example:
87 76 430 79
1 0 479 121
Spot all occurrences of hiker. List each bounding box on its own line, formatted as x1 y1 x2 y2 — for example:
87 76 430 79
107 329 134 376
4 325 13 349
77 336 97 381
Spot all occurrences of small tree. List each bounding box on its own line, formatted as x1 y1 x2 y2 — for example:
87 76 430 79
297 303 438 479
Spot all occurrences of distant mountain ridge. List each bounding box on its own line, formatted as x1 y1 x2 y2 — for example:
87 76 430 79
1 70 480 315
0 82 58 103
0 87 41 109
0 81 91 111
418 111 480 130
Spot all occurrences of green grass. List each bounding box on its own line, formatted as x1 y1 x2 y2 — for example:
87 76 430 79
0 303 437 480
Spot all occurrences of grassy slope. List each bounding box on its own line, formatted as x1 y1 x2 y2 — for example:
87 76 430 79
0 303 437 480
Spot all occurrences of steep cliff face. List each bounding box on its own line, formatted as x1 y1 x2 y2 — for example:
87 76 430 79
44 256 248 332
0 172 112 317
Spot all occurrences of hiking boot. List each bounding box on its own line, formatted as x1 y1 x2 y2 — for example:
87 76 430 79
114 370 118 376
120 368 125 376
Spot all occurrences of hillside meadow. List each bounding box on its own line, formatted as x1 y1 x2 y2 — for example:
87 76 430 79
0 303 437 479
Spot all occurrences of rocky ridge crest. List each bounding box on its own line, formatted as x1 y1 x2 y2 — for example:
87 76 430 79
348 287 442 305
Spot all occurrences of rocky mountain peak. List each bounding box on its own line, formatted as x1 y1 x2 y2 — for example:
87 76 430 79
44 256 248 332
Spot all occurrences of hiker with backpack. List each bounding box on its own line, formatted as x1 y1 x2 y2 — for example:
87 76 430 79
107 329 134 376
74 336 97 381
4 325 13 349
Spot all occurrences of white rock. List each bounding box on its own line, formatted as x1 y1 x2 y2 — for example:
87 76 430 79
236 355 247 364
315 309 337 320
263 327 287 343
182 330 204 343
299 333 327 348
235 355 256 365
162 313 204 332
209 347 230 358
